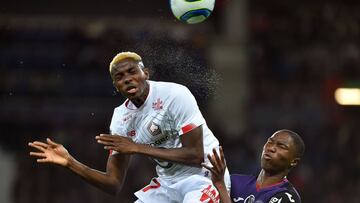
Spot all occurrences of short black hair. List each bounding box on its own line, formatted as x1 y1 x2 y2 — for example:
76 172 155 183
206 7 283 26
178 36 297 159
277 129 305 158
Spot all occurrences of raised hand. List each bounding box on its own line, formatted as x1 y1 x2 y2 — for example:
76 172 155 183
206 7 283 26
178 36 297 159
28 138 71 167
201 146 227 186
96 134 139 154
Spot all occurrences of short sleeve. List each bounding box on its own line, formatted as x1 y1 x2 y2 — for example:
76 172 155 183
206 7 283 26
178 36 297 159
167 85 205 136
268 191 301 203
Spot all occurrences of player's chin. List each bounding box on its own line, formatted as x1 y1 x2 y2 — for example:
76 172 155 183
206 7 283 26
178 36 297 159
260 159 272 169
126 92 138 100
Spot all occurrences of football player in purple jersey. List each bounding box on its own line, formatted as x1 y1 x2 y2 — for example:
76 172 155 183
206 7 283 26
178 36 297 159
203 129 305 203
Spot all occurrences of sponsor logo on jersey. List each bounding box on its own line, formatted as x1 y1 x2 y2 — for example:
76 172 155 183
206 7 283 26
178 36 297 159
149 135 169 146
200 185 219 203
147 121 162 136
233 195 256 203
152 98 163 111
233 197 244 202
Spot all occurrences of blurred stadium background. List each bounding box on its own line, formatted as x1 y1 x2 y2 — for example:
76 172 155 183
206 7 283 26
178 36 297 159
1 0 360 202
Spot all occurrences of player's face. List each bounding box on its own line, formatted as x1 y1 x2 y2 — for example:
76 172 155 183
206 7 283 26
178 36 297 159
111 59 149 101
261 132 298 173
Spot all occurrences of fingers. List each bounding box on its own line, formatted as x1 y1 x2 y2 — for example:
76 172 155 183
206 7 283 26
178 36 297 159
212 148 221 166
29 152 47 158
201 163 214 172
36 158 50 163
95 135 117 142
30 141 48 148
219 146 226 166
46 138 58 147
103 146 116 150
28 142 47 152
97 140 115 146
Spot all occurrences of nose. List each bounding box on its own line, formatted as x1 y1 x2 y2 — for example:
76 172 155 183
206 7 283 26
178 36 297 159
124 75 132 84
266 143 276 153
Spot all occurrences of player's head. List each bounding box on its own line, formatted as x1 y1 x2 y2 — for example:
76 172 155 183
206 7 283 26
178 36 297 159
109 52 150 101
261 129 305 175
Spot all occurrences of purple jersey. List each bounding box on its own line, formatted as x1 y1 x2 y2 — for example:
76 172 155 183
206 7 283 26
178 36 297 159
230 174 301 203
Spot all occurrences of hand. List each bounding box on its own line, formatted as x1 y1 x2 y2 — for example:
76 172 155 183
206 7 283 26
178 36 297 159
96 134 139 154
201 146 227 186
28 138 71 167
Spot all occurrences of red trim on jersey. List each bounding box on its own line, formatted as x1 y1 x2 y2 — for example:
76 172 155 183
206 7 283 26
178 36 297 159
109 150 113 156
181 123 197 134
125 99 130 108
142 178 161 192
256 178 288 191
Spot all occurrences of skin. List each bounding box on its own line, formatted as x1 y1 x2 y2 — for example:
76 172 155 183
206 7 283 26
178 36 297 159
202 131 300 203
29 57 205 195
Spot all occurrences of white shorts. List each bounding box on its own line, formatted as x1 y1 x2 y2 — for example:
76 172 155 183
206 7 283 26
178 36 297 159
134 173 230 203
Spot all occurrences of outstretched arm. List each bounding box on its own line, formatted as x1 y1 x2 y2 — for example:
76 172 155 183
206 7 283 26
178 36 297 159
96 126 204 167
29 138 130 195
202 147 233 203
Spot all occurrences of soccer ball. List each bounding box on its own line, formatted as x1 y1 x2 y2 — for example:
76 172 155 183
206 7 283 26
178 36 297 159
170 0 215 24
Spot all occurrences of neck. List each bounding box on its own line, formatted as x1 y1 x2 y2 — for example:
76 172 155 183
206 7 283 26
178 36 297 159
256 169 288 189
131 81 149 108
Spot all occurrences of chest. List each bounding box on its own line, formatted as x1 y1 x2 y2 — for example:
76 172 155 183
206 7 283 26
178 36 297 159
231 179 283 203
113 106 179 146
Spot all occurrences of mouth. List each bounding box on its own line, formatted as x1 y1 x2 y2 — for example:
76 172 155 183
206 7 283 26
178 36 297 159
262 153 272 160
126 86 137 94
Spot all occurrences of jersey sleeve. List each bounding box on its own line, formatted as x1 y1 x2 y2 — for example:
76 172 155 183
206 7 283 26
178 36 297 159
268 191 301 203
109 107 127 156
167 85 205 136
109 108 123 136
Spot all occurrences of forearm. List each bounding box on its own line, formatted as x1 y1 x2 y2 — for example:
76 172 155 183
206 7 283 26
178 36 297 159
135 144 204 167
66 156 122 195
214 181 233 203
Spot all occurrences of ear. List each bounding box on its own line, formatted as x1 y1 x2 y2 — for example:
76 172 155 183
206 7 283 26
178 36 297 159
290 158 300 167
143 68 150 80
113 81 119 92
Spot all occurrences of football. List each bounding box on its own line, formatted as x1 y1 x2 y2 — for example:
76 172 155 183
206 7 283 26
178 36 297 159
170 0 216 24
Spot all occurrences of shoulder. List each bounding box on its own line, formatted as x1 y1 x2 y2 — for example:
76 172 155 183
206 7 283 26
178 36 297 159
231 174 256 181
267 189 301 203
230 174 256 188
151 80 190 94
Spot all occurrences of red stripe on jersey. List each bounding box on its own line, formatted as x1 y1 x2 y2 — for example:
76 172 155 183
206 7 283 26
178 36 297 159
142 179 161 192
181 123 197 134
109 150 113 156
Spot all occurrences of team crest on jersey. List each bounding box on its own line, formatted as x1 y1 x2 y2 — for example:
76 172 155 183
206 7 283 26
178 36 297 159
127 130 136 137
147 121 162 136
152 98 163 111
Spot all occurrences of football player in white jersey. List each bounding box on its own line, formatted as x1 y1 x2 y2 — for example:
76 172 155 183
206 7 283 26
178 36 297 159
29 51 230 203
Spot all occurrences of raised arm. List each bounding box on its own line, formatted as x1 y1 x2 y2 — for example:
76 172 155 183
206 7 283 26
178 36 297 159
29 138 130 195
96 125 204 167
202 147 233 203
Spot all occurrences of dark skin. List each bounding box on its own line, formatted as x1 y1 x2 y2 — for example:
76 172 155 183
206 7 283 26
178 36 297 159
202 131 300 203
29 57 205 195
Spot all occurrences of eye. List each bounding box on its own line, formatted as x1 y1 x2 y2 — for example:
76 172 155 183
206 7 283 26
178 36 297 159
278 144 288 150
128 67 137 74
113 74 123 81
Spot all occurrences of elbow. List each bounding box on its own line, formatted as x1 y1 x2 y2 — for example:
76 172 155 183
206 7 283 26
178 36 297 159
106 180 123 196
192 151 205 167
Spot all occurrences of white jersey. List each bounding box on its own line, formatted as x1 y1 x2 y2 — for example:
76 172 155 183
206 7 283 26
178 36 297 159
110 80 220 182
